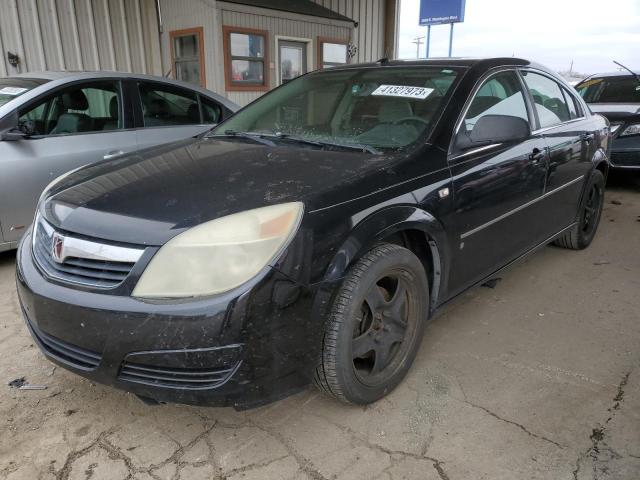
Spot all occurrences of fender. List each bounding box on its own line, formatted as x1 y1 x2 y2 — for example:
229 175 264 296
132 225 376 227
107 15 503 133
322 204 451 311
591 146 610 175
573 147 609 223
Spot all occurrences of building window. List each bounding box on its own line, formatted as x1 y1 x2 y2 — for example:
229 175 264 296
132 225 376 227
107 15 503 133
170 27 206 87
223 26 269 91
318 38 348 69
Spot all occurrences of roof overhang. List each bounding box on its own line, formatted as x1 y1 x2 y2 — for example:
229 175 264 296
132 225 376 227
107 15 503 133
219 0 356 26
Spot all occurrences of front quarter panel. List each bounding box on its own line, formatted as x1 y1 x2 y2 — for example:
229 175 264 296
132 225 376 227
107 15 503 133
316 201 451 313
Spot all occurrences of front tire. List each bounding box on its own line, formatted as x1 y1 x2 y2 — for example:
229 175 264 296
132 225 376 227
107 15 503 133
554 169 605 250
314 243 429 405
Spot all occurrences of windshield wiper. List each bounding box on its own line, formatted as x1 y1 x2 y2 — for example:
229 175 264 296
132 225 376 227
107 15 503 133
613 60 640 85
206 130 276 147
273 133 381 155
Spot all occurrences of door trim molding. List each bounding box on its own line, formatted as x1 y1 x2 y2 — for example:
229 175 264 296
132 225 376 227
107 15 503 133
460 175 584 239
274 35 312 86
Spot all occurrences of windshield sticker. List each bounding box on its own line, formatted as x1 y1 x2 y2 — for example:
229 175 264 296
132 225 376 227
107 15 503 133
0 87 28 96
578 79 603 89
372 85 434 100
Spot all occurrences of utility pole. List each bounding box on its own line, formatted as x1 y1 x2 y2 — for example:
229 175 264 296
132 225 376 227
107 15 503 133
412 36 425 59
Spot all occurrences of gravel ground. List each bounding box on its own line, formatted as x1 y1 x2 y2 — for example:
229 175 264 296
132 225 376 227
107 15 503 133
0 173 638 480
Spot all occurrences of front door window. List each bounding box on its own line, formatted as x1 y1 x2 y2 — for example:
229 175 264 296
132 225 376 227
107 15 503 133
279 40 307 84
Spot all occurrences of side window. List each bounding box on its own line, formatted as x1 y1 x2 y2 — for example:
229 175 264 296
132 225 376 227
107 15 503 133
561 87 582 119
200 96 221 124
464 71 530 132
19 82 121 136
138 83 200 127
522 71 571 128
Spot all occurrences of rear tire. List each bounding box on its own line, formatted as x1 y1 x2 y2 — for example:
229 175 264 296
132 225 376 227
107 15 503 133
554 170 605 250
314 243 429 405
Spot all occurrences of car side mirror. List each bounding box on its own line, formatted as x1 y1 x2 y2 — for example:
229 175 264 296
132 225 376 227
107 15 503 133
0 111 35 141
456 114 530 150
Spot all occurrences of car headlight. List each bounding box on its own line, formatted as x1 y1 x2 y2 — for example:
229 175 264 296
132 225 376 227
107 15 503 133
132 202 303 298
619 123 640 137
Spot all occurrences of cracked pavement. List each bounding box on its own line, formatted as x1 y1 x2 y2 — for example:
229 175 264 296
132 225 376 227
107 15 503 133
1 174 639 480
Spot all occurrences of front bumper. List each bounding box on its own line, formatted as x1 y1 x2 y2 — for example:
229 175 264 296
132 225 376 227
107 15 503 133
16 231 333 408
610 136 640 169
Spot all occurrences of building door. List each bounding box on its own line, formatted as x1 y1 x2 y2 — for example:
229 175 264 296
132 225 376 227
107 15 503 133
278 40 307 84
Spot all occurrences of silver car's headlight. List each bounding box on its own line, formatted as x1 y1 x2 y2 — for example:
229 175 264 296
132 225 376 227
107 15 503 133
619 123 640 137
132 202 303 299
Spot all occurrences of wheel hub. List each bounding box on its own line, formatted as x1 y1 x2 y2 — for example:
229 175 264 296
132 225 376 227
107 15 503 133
351 274 411 379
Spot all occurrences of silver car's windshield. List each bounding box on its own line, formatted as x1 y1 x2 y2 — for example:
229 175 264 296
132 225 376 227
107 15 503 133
0 78 49 108
213 67 460 151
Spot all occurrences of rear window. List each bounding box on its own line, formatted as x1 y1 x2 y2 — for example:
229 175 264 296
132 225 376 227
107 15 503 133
576 76 640 103
0 78 49 107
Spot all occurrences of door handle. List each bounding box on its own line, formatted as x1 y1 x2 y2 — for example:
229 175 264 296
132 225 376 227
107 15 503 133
581 133 594 143
103 150 124 160
529 147 546 163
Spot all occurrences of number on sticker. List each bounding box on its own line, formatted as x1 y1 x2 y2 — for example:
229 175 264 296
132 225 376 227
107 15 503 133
371 85 434 100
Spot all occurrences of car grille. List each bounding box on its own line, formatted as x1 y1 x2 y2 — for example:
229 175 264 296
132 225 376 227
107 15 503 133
32 216 143 289
118 361 240 390
27 317 102 370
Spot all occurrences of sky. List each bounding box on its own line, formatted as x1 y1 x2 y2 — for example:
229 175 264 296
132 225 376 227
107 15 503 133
397 0 640 76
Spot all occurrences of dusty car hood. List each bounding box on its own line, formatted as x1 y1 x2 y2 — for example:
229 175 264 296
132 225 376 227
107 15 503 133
41 137 394 245
588 103 640 122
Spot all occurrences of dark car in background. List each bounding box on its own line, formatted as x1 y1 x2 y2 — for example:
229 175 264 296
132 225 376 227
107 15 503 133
576 72 640 170
16 58 609 409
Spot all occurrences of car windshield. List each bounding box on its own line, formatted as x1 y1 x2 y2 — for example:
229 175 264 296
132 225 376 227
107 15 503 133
212 66 460 151
0 78 49 108
576 76 640 103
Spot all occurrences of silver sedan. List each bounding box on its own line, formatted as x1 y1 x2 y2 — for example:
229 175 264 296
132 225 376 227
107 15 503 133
0 71 238 251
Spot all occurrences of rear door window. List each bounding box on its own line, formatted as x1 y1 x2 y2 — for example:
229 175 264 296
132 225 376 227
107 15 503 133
138 82 200 127
521 71 571 128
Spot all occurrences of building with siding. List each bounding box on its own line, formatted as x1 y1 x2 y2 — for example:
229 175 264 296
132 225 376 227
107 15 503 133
0 0 397 106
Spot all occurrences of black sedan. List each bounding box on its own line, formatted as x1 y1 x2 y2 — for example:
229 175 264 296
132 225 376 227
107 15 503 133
576 71 640 169
16 58 610 409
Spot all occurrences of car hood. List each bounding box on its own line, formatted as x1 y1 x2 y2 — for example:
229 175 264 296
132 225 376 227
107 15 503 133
588 103 640 122
41 137 395 245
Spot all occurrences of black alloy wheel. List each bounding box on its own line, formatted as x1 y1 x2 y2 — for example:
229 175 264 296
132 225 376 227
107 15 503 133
315 243 429 405
581 181 603 236
554 169 605 250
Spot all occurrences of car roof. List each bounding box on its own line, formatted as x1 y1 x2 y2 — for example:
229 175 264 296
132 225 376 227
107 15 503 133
581 71 640 79
7 70 239 111
331 57 532 70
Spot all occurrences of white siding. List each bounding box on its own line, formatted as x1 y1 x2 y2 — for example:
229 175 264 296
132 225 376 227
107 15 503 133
0 0 162 75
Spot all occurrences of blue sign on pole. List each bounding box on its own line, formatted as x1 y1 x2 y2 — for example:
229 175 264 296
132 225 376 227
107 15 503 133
419 0 466 26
